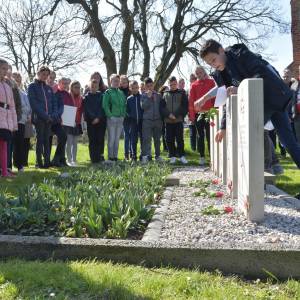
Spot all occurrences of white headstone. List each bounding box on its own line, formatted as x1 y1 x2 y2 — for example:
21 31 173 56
219 105 227 184
237 79 264 222
226 95 238 198
213 113 219 176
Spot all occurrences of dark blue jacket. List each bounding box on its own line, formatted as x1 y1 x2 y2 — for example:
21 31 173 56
126 93 143 121
83 91 106 123
28 79 56 122
52 91 64 123
212 44 293 128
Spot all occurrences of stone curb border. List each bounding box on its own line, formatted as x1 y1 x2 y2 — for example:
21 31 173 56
0 235 300 279
142 187 174 241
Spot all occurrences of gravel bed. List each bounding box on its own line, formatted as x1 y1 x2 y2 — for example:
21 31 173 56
160 167 300 249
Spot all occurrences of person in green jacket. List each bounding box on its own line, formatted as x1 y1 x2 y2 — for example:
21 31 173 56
102 74 126 161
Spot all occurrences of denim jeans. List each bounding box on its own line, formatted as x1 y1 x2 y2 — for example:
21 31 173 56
129 118 143 159
123 118 131 157
270 111 300 168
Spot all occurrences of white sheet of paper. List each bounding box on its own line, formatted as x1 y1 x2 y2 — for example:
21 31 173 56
214 86 227 107
62 105 77 127
264 120 274 131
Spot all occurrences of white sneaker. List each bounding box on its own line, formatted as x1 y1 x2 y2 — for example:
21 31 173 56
180 156 188 164
67 161 73 167
71 161 78 167
169 157 177 164
155 156 164 162
142 156 149 164
199 157 206 166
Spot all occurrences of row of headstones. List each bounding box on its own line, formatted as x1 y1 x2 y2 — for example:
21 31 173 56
210 79 264 222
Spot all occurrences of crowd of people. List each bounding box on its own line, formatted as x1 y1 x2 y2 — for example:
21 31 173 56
0 39 300 178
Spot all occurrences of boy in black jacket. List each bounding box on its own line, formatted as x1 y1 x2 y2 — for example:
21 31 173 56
126 80 143 161
83 79 106 163
160 76 188 164
196 39 300 169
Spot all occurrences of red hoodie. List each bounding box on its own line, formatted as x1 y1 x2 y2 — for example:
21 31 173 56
189 78 216 122
71 94 83 125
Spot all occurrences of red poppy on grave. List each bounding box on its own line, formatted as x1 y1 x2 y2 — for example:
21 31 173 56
209 191 224 198
210 121 215 127
224 206 233 214
212 179 219 184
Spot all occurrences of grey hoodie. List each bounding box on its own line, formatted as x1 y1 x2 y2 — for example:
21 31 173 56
141 91 162 121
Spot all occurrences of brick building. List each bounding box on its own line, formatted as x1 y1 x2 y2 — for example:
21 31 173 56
287 0 300 78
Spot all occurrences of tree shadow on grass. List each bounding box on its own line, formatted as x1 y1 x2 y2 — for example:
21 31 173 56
0 259 152 299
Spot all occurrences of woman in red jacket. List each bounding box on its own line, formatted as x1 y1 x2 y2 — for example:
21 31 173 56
189 66 216 166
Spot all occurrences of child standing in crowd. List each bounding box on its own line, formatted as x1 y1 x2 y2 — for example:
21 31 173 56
65 81 83 166
84 72 107 94
50 77 68 167
0 59 18 177
12 72 31 172
126 80 143 161
141 77 163 163
84 79 106 163
103 74 126 162
159 85 169 152
160 76 188 164
120 75 131 160
189 66 216 166
6 64 21 172
28 66 55 169
178 78 186 91
47 71 58 93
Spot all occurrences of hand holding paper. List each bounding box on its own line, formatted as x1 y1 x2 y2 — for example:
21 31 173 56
62 105 77 127
214 86 227 107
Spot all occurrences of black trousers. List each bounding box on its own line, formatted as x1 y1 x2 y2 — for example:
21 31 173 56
195 114 210 157
87 120 106 163
23 138 31 166
35 119 51 166
13 123 25 170
50 123 67 163
165 122 184 157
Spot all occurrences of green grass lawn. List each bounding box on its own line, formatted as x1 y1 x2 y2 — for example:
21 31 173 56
0 259 299 300
0 135 298 197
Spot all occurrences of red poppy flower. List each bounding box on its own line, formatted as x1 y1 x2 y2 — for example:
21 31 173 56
209 191 224 198
224 206 233 213
210 121 215 127
212 179 219 185
215 191 224 198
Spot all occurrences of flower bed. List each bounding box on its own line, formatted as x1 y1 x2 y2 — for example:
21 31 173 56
0 163 170 239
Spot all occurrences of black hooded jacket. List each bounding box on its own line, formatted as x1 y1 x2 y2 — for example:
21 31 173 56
211 44 293 129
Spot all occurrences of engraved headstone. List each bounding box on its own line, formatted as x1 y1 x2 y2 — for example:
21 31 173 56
237 79 264 222
226 95 238 198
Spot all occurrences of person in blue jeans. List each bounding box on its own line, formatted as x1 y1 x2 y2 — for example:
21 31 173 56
126 80 143 161
196 39 300 169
